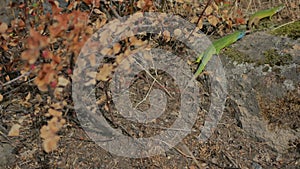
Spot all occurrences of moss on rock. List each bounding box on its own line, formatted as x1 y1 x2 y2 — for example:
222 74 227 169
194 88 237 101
270 21 300 39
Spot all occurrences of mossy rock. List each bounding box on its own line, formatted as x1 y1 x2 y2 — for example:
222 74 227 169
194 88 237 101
223 47 292 67
261 49 293 66
223 47 253 64
270 21 300 39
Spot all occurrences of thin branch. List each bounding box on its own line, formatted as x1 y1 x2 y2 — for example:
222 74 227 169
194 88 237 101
2 71 31 87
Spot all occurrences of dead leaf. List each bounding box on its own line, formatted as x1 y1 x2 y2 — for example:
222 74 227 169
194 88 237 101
137 0 145 9
113 43 122 54
129 36 147 47
235 17 246 25
205 6 213 15
50 102 63 109
197 19 203 29
96 64 114 81
163 30 171 42
8 124 21 136
21 49 40 64
58 76 70 87
0 23 8 34
207 15 219 27
293 44 300 50
290 2 297 8
0 94 3 102
48 108 62 117
42 135 60 153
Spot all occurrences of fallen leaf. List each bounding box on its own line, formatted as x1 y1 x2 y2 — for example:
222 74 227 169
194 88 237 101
0 94 3 102
113 43 122 54
96 64 114 81
21 49 40 64
137 0 145 9
88 53 96 66
163 30 171 42
207 15 219 27
48 108 62 117
0 23 8 34
8 124 21 136
205 6 213 15
42 135 60 153
57 76 70 87
235 17 246 24
293 44 300 50
197 19 203 29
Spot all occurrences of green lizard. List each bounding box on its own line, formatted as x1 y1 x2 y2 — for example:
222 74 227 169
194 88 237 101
248 4 285 28
193 30 246 78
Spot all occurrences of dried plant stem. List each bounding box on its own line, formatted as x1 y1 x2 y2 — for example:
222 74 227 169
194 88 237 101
2 71 31 87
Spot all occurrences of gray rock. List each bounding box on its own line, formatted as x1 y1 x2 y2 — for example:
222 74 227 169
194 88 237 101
219 31 300 153
0 137 15 167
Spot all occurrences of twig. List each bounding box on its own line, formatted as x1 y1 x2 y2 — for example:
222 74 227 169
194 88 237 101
187 0 213 39
271 20 296 31
109 1 121 19
134 80 155 109
132 58 173 97
246 0 252 13
176 143 202 168
2 71 31 87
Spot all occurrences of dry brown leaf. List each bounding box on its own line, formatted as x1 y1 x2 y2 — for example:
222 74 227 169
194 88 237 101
290 2 297 8
137 0 145 9
48 108 62 117
163 30 171 42
207 15 219 27
205 6 213 15
58 76 70 87
212 2 219 11
293 44 300 50
50 102 63 109
96 94 107 105
100 47 113 56
40 125 54 139
113 43 122 54
0 94 3 102
21 49 40 64
8 124 21 137
96 64 114 81
95 18 106 29
197 19 203 29
0 23 8 34
116 54 126 64
88 53 96 66
42 135 60 153
129 36 147 47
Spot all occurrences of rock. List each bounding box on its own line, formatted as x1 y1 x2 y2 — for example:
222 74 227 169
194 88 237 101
0 134 15 167
219 31 300 153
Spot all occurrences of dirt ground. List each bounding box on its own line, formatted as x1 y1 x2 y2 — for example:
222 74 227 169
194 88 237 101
0 0 299 168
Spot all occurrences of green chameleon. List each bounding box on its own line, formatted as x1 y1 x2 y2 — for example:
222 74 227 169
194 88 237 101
193 30 246 78
248 4 285 28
